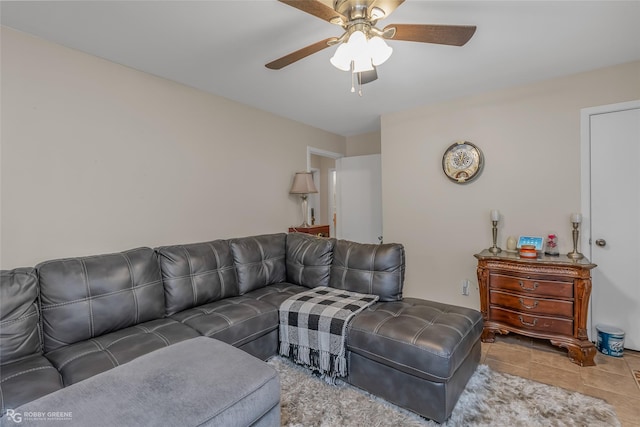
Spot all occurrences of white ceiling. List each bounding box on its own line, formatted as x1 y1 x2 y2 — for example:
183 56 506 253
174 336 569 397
2 1 639 136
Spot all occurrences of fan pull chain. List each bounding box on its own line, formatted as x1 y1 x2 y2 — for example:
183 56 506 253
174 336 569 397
350 62 356 93
349 63 364 96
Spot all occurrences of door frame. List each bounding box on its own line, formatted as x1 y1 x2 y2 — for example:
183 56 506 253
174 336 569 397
328 168 337 237
580 99 640 339
307 147 343 170
308 167 321 226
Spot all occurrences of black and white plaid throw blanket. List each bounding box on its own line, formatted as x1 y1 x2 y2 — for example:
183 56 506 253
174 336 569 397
279 286 379 379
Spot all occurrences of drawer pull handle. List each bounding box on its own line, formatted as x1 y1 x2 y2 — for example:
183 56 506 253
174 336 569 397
518 280 539 291
519 298 539 309
518 315 538 327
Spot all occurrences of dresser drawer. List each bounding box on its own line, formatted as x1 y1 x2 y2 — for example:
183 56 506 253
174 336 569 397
489 290 574 318
489 273 573 298
490 307 574 336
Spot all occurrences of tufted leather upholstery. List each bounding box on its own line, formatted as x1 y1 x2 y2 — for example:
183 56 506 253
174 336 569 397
346 298 483 423
37 247 166 352
243 282 308 308
156 240 238 316
0 233 482 424
230 234 286 294
45 318 199 386
1 268 41 362
347 298 483 381
330 240 405 302
285 233 335 288
1 268 63 413
1 355 63 414
170 296 277 349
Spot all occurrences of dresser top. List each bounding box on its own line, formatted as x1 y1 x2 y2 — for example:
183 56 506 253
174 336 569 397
474 249 596 269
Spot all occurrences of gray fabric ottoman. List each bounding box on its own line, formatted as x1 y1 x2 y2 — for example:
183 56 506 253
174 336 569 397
346 298 483 423
9 337 280 427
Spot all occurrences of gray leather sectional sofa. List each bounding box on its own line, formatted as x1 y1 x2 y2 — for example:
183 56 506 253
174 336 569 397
1 232 483 424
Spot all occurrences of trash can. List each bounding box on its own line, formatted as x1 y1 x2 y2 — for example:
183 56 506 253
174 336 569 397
596 324 625 357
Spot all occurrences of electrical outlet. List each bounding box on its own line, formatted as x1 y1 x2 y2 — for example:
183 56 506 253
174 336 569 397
461 279 470 296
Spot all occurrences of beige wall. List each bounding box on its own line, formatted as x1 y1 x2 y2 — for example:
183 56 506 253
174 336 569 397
346 131 381 156
381 60 640 309
0 27 346 268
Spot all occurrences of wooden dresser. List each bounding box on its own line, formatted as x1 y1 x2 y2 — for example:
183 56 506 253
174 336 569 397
475 250 597 366
288 225 330 238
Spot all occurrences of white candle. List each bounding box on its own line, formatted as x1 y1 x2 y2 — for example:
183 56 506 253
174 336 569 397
570 213 582 224
490 210 500 221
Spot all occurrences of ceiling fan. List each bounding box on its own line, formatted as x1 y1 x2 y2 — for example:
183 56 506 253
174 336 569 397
266 0 476 93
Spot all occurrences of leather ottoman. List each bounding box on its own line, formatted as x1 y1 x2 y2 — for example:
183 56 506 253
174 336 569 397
346 298 483 423
12 337 280 427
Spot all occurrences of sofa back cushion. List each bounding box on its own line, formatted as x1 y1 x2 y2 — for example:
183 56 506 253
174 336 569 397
0 268 42 364
156 240 238 316
330 240 405 302
286 233 335 288
229 233 286 295
37 247 165 352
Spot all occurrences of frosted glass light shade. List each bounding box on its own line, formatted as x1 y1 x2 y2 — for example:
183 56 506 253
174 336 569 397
330 43 351 71
352 56 374 72
330 30 393 73
369 36 392 66
348 30 368 51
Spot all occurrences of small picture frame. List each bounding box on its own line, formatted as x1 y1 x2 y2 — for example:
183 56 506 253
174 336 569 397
517 236 544 251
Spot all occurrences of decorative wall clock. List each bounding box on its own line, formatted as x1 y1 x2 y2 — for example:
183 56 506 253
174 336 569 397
442 141 484 184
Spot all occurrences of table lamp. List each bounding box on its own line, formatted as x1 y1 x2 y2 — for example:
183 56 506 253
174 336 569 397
289 172 318 228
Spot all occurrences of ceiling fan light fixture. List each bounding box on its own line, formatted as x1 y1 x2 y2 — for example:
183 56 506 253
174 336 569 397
330 43 352 71
347 30 368 51
352 55 374 73
368 36 392 66
330 29 391 72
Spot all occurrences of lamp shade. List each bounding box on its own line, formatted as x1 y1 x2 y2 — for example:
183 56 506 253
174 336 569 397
289 172 318 194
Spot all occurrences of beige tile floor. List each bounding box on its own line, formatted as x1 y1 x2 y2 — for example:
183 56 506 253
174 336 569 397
481 335 640 426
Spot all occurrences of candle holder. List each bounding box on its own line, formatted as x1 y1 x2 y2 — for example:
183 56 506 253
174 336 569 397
567 221 584 259
488 220 502 254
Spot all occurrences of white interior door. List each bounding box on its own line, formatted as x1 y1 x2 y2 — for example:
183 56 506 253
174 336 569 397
586 102 640 350
335 154 382 244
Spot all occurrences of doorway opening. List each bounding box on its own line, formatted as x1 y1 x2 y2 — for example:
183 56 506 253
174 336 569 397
307 147 343 238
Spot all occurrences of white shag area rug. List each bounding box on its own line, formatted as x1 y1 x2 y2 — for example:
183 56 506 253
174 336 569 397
268 356 620 427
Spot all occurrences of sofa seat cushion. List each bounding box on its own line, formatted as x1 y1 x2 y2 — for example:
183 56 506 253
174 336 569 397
170 296 278 347
45 318 199 386
14 337 280 427
0 354 63 415
347 298 483 382
243 283 308 307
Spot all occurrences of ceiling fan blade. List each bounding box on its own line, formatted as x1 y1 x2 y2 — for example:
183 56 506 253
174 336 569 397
279 0 346 24
385 24 477 46
265 38 336 70
370 0 405 19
